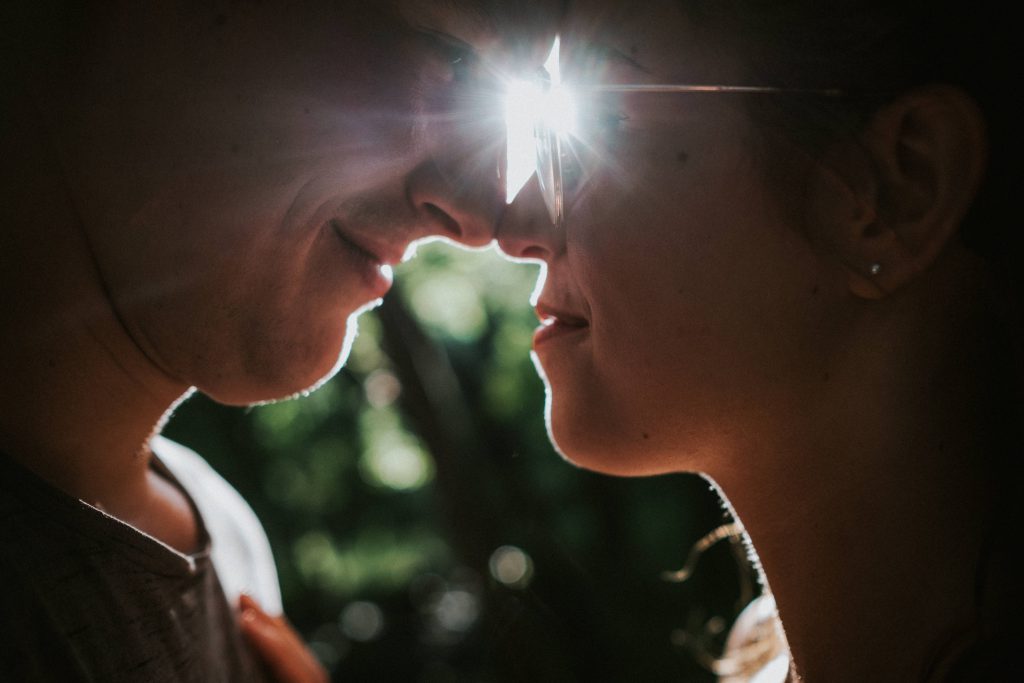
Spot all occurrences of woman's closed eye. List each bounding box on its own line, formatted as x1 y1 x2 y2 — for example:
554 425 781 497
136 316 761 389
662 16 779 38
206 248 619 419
586 108 630 137
560 104 630 193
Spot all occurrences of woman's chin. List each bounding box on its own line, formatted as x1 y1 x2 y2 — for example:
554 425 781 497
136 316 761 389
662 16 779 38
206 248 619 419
546 400 708 476
547 420 672 477
553 442 676 477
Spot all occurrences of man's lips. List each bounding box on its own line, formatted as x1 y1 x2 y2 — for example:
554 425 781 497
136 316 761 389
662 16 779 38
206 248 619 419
330 219 405 266
330 220 397 297
533 303 589 347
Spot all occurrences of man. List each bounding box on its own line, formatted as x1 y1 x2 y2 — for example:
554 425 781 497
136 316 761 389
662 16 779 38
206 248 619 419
0 1 555 680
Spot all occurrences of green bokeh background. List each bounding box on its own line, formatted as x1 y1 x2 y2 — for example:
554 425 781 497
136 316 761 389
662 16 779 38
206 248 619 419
163 241 757 682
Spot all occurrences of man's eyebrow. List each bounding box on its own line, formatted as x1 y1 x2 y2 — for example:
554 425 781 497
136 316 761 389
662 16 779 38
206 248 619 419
413 24 475 55
393 0 501 56
434 0 500 36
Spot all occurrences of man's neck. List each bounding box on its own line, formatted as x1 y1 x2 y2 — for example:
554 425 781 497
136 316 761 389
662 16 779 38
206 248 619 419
0 98 195 550
0 302 201 544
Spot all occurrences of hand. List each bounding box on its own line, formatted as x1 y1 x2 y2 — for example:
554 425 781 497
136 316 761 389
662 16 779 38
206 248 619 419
239 594 329 683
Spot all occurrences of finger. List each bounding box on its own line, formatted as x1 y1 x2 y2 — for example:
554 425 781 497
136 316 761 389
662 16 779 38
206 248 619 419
241 608 327 683
239 596 328 683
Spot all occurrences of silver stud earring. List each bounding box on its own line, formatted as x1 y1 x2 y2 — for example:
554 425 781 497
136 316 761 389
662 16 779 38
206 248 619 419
869 263 882 276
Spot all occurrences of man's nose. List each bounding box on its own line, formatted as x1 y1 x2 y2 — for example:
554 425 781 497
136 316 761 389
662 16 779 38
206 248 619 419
495 176 562 263
406 144 505 249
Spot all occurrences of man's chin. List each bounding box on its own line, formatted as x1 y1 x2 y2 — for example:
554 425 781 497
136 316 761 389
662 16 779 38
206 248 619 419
200 325 358 407
201 370 336 408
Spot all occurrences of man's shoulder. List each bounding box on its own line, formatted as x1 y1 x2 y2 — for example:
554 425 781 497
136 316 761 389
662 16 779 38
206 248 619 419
0 558 88 682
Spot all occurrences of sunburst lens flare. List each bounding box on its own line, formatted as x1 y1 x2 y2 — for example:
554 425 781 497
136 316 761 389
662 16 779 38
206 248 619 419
540 35 576 136
503 35 578 206
504 79 541 204
543 35 562 87
544 87 577 137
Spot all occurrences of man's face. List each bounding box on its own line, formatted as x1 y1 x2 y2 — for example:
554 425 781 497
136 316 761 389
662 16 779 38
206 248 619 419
56 1 555 404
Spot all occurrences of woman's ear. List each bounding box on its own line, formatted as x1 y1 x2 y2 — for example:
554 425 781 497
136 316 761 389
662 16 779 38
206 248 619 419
809 86 988 300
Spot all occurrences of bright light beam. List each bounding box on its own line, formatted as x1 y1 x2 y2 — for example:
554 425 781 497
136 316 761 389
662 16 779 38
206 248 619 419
544 35 562 85
504 35 577 204
504 79 541 204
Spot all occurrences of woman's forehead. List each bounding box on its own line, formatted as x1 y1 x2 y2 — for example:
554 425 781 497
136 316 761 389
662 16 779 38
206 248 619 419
390 0 742 83
560 0 743 84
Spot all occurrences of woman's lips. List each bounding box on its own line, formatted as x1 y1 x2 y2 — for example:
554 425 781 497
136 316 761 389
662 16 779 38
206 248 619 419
330 220 394 298
533 306 590 348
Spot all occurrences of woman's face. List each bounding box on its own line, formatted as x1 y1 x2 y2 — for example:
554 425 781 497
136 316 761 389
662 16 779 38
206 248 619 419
498 0 849 475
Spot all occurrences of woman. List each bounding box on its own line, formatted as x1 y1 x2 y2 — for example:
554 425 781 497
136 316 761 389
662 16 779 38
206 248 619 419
497 0 1017 680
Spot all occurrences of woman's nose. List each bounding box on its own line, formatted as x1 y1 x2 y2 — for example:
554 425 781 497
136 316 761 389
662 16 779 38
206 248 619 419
495 176 563 262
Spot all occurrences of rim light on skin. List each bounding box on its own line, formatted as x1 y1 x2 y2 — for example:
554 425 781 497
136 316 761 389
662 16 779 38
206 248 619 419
502 35 843 228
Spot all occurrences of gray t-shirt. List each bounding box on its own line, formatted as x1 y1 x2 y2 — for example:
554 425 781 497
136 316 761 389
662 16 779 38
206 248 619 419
0 446 274 682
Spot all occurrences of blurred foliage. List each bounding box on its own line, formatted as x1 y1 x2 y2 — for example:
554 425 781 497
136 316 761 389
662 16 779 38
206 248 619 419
164 241 758 682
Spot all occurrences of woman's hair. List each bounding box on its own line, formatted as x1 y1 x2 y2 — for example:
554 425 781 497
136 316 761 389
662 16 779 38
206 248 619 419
682 1 1015 285
677 2 1019 677
697 1 1020 676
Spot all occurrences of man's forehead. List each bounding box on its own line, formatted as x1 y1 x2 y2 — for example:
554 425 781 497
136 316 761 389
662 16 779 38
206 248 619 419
395 0 563 60
395 0 501 34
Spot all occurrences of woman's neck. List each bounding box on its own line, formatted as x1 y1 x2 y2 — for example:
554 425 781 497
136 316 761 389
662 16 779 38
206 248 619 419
708 264 1000 681
720 433 991 681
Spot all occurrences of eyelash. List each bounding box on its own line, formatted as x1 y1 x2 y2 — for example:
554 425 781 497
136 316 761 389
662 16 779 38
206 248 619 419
557 100 637 200
448 49 478 83
416 27 480 84
596 110 630 131
578 104 630 141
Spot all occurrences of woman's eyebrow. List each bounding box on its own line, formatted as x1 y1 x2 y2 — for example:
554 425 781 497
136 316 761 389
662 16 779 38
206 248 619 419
601 44 652 74
559 0 650 75
571 40 652 76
